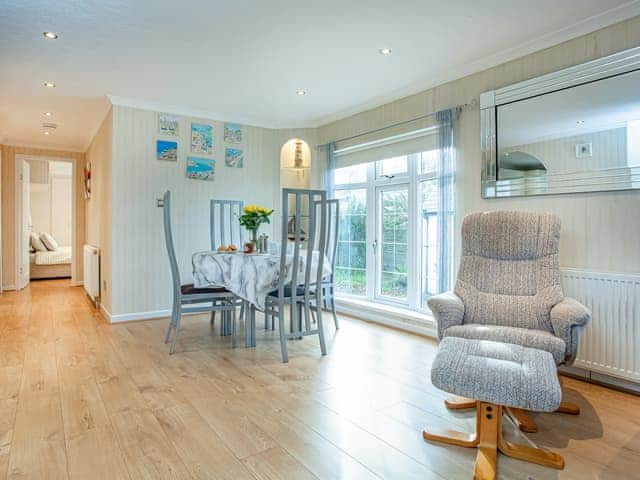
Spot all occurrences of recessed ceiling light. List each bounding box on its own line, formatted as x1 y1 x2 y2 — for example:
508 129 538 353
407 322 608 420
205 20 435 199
44 112 52 117
43 131 50 135
43 31 59 39
43 81 56 88
379 48 392 55
296 89 307 96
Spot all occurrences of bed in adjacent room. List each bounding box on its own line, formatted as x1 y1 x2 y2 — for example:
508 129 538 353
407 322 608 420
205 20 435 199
30 245 72 279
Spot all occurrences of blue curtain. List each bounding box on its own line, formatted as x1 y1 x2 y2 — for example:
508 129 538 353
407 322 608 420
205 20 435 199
435 107 460 294
324 142 336 199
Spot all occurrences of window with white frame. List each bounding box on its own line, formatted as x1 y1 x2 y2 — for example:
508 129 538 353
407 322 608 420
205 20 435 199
332 148 453 313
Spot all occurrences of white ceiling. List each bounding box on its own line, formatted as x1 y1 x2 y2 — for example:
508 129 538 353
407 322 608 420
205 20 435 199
1 0 639 151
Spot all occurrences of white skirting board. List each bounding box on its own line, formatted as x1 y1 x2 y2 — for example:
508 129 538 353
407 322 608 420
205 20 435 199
100 305 171 323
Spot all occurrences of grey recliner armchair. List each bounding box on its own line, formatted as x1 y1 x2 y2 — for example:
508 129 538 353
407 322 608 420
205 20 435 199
428 211 591 432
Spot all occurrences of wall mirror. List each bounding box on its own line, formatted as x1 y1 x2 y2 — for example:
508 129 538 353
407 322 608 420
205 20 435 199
481 46 640 198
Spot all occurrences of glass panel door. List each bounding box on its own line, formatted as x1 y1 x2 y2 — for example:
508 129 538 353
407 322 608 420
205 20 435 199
376 185 409 303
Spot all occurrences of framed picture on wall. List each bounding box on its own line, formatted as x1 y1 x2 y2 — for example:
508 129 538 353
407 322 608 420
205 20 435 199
83 161 91 199
224 123 242 143
225 148 243 168
156 139 178 161
191 123 213 154
187 156 216 180
158 113 179 136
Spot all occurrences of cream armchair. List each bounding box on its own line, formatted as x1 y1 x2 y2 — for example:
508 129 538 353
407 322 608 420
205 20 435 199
428 211 591 432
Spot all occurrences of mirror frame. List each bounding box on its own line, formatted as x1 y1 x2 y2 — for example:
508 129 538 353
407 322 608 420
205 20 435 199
480 46 640 198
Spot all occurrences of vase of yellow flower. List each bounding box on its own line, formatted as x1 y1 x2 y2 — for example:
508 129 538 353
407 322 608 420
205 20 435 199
239 204 274 250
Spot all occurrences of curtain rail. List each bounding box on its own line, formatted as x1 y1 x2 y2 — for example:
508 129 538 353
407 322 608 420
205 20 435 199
317 99 476 149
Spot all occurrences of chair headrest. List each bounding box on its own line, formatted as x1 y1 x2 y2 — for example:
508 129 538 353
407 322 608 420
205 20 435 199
462 211 560 260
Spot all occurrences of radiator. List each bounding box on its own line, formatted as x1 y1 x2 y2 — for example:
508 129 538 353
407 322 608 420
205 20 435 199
561 268 640 383
83 244 100 305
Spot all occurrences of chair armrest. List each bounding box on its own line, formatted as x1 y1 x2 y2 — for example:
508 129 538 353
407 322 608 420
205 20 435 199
551 297 591 365
427 292 465 340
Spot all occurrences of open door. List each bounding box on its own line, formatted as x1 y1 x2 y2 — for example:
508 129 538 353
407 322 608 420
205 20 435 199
18 160 31 290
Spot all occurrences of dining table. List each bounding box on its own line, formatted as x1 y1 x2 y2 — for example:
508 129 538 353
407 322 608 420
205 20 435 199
192 249 331 347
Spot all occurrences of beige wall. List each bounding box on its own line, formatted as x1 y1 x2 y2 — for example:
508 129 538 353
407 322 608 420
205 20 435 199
1 145 85 288
85 108 113 312
318 15 640 274
504 127 628 174
106 105 316 317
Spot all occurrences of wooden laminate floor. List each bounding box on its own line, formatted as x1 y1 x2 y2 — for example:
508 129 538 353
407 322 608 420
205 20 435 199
0 279 639 479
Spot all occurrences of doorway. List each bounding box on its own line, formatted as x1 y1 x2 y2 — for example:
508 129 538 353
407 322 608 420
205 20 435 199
15 155 76 289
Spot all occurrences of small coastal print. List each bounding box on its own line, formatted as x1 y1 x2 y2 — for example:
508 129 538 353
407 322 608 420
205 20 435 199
158 114 179 136
191 123 213 154
187 156 215 180
224 123 242 143
225 148 243 168
156 140 178 161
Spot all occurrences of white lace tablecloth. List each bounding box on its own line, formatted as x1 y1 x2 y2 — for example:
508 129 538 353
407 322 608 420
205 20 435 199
192 251 330 310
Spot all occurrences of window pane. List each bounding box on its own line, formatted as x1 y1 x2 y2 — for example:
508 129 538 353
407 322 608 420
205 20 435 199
334 164 367 185
419 149 439 175
377 156 407 177
379 188 408 300
420 179 440 306
334 189 367 295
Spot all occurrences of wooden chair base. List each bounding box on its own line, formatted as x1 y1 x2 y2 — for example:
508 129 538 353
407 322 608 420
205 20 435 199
444 397 581 433
424 402 564 480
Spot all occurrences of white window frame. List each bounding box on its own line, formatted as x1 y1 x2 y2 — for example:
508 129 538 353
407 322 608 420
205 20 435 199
335 151 444 314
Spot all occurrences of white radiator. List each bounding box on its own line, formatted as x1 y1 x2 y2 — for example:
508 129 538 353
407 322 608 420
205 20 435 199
561 268 640 383
83 244 100 305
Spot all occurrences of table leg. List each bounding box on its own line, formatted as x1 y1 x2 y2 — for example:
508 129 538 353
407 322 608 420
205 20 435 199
220 311 232 336
245 305 256 348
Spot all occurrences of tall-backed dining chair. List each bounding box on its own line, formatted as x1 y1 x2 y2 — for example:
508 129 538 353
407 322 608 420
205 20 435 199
210 199 245 250
264 188 329 363
162 191 237 354
311 198 340 329
209 199 246 333
427 211 591 432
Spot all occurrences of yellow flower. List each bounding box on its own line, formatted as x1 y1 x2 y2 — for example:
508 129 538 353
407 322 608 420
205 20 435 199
243 205 258 214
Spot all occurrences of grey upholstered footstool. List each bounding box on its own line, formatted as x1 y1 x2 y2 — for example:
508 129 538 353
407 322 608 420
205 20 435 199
423 337 564 480
432 337 562 412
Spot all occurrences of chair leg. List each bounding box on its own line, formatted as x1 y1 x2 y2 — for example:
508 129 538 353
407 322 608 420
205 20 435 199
557 401 580 415
169 305 183 354
303 301 311 332
277 305 288 363
210 310 216 327
165 302 178 344
498 431 565 469
231 307 237 348
424 402 563 480
505 407 538 433
329 289 339 330
445 396 477 410
316 296 327 356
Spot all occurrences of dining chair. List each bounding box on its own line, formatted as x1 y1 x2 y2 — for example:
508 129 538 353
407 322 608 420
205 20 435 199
210 199 245 250
312 198 340 329
210 198 246 333
264 188 329 363
162 191 238 354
